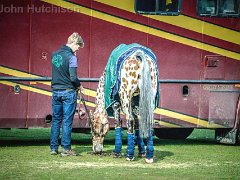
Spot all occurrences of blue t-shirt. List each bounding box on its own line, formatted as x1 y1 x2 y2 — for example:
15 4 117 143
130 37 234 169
69 56 78 68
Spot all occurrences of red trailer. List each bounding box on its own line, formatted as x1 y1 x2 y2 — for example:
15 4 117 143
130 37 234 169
0 0 239 144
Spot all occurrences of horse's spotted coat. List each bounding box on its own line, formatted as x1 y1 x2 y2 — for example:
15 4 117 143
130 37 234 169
119 53 157 120
93 53 157 122
90 49 158 155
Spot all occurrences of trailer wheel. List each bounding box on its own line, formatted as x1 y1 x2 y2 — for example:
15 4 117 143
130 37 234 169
154 128 194 140
237 129 240 145
72 128 90 133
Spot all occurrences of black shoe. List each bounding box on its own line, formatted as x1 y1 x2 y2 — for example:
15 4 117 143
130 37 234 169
112 151 122 158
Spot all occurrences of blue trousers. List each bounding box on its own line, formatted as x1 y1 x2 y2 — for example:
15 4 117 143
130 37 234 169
50 89 77 151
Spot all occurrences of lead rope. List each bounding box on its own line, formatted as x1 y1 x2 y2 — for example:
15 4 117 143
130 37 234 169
77 90 91 127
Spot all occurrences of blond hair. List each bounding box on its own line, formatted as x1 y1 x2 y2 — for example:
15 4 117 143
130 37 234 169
67 32 84 48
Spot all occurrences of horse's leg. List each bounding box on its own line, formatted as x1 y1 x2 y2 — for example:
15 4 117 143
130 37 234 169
132 99 146 157
112 102 123 157
126 104 135 161
134 121 146 157
145 129 154 163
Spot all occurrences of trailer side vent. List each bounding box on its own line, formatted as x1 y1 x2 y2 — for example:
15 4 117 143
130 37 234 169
182 85 189 97
206 58 218 67
45 114 52 123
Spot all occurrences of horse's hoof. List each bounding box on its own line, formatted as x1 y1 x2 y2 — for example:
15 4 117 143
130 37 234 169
138 153 146 158
88 152 95 155
145 158 153 164
126 157 134 161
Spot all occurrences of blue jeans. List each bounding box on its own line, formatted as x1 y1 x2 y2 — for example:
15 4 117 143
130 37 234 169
50 89 77 151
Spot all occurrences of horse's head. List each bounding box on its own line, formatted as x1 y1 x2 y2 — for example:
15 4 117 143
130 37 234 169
89 109 109 154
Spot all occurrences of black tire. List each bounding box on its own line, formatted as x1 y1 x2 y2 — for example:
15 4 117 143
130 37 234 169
72 128 90 133
154 128 194 140
237 129 240 145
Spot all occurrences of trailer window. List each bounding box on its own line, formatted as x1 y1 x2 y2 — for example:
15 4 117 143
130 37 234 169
135 0 182 15
197 0 240 17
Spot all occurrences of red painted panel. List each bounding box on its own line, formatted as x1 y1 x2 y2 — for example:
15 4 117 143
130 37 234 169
148 34 202 80
182 0 240 30
200 50 240 80
202 34 240 53
26 1 92 127
198 84 239 127
203 55 225 80
27 91 52 127
224 58 240 80
208 92 238 126
90 17 148 78
70 0 91 7
0 0 30 70
182 0 197 17
148 17 203 44
159 84 200 124
91 0 149 25
30 1 91 78
0 84 28 128
0 0 30 128
0 0 239 129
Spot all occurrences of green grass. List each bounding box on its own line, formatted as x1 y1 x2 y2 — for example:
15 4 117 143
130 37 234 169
0 128 240 179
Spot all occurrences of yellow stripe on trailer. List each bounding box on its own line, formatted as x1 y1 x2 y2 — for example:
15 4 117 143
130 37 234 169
0 65 97 97
96 0 240 45
42 0 240 61
154 108 224 128
0 66 50 86
0 81 52 96
0 81 96 108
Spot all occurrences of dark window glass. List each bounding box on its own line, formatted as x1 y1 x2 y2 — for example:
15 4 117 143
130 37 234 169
135 0 182 15
219 0 240 16
135 0 156 12
197 0 240 17
197 0 217 16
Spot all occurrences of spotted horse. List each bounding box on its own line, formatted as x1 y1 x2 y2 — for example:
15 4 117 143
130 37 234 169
89 43 159 163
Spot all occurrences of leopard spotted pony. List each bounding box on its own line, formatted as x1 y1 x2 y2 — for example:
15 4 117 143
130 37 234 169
90 44 159 163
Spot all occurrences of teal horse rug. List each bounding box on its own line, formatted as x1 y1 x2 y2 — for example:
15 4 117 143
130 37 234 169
104 43 160 117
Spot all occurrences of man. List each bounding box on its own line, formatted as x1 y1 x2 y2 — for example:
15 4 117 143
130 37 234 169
50 32 84 156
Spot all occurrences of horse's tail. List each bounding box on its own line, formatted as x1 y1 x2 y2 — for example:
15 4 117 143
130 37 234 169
136 50 155 138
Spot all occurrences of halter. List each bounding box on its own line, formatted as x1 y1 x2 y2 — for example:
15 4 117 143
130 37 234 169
78 90 109 137
77 89 91 127
91 121 109 137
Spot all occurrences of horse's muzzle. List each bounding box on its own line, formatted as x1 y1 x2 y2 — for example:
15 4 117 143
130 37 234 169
93 143 103 154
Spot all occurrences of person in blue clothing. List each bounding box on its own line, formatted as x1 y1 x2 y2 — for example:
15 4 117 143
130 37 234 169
50 32 84 156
